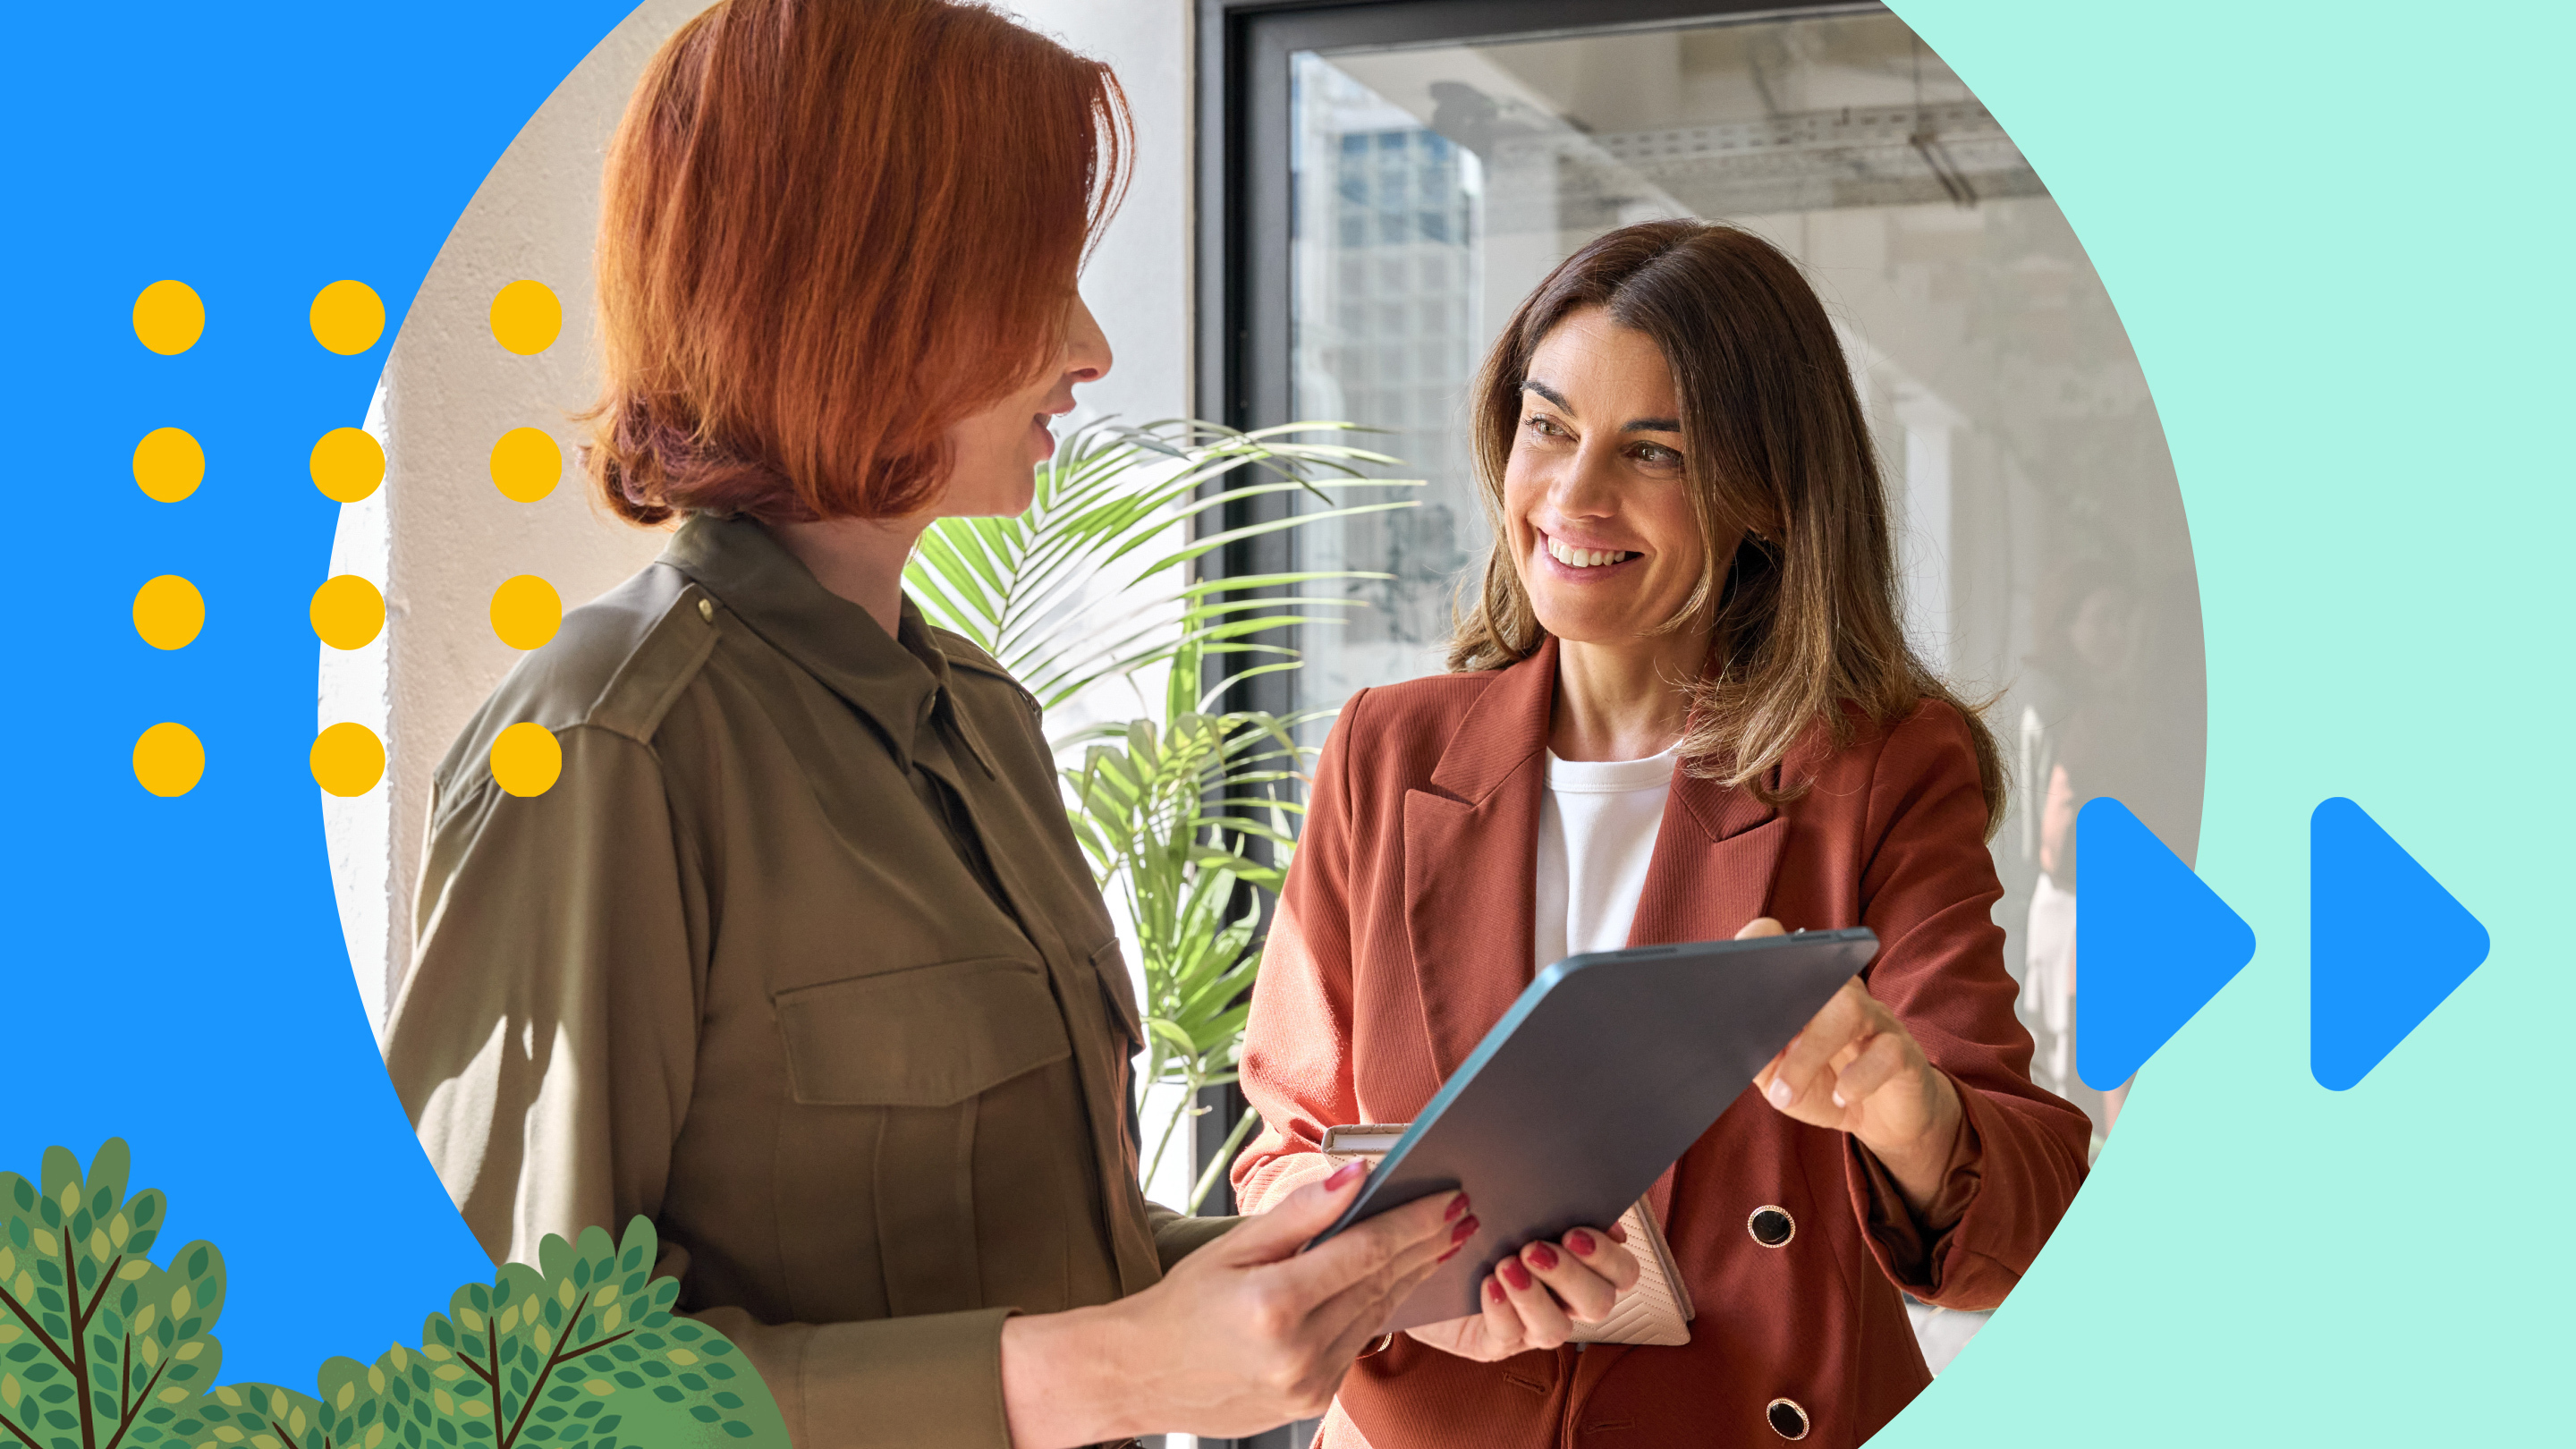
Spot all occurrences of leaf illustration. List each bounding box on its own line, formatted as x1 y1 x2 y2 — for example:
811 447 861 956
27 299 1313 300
0 1146 784 1449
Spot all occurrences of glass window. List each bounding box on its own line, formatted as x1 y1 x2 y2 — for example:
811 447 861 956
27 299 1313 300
1283 6 2206 1160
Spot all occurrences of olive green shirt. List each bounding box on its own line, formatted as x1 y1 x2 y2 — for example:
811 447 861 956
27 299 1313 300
386 514 1234 1449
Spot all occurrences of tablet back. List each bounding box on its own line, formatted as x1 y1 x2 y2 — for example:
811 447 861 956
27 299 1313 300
1309 928 1877 1332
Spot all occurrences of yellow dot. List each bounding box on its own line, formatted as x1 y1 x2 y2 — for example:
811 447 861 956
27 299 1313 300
132 281 205 355
133 723 205 797
311 428 386 503
310 280 386 355
489 722 563 797
489 280 562 355
310 574 386 650
489 574 563 651
489 428 562 503
310 723 386 796
132 428 205 503
131 575 205 651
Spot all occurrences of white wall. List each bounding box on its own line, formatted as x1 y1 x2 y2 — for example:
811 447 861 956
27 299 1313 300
329 0 1200 1059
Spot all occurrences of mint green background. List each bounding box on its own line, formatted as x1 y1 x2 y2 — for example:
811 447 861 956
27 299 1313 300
1879 2 2570 1440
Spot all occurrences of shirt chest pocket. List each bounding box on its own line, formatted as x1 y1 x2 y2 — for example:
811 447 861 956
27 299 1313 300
775 955 1073 1106
771 957 1077 1318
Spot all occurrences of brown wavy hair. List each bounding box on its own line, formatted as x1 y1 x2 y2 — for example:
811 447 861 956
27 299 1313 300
582 0 1131 524
1448 220 2004 831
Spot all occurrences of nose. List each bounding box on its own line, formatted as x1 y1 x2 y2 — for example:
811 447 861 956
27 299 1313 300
1547 436 1622 520
1063 292 1113 386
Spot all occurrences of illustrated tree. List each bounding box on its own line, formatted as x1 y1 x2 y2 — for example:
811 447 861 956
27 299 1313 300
0 1143 784 1449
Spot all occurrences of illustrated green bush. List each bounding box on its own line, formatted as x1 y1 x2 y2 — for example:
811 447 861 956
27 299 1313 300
0 1142 784 1449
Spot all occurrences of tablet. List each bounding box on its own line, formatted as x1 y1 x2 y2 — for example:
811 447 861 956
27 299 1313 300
1304 927 1877 1332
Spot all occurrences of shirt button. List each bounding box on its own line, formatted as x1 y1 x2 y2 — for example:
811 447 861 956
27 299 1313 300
697 597 715 623
1766 1398 1809 1441
1748 1206 1795 1248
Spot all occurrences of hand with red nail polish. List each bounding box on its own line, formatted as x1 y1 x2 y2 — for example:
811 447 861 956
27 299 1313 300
1402 1216 1640 1364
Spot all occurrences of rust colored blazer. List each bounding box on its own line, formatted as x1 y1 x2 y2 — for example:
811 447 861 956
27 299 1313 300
1233 640 2089 1449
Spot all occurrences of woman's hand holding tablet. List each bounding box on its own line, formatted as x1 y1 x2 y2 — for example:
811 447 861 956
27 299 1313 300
1406 916 1885 1358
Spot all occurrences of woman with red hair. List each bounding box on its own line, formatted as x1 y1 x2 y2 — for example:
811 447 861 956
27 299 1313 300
385 4 1465 1446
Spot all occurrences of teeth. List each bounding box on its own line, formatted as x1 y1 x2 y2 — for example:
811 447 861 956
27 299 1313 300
1546 537 1631 569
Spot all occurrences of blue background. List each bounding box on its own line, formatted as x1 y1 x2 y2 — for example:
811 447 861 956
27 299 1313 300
4 0 2566 1439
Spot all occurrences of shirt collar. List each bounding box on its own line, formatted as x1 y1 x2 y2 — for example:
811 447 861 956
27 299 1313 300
658 513 957 768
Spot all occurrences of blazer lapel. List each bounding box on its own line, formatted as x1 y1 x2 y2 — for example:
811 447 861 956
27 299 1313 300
1402 640 1558 1083
1627 764 1788 1225
1627 767 1788 950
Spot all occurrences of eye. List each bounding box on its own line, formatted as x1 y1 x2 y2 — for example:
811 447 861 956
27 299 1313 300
1629 440 1683 468
1524 414 1569 439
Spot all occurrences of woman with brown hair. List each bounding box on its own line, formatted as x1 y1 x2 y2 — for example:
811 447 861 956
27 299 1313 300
1233 220 2091 1448
384 4 1466 1447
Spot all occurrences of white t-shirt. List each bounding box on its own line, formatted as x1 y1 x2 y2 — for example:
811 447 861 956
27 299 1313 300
1534 744 1682 970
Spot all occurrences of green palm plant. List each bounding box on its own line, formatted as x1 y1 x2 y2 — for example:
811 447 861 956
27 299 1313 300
903 416 1418 715
1063 640 1315 1210
905 417 1417 1213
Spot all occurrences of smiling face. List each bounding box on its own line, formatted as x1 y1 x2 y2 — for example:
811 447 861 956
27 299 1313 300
1502 305 1728 650
935 292 1114 517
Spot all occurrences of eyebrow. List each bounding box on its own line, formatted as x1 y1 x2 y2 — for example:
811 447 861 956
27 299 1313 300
1520 379 1681 435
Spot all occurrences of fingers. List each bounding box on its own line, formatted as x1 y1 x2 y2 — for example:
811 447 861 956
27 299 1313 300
1494 1254 1575 1349
1763 976 1868 1117
1734 916 1787 940
1276 1187 1469 1308
1475 1273 1530 1358
1831 1030 1915 1110
1220 1158 1382 1264
1561 1226 1641 1295
1310 1207 1464 1368
1517 1237 1627 1324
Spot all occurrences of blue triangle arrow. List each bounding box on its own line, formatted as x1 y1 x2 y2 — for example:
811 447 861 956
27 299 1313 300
2309 798 2487 1090
2076 798 2258 1089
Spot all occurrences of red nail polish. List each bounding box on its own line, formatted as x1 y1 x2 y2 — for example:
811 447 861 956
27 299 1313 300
1500 1260 1532 1292
1325 1159 1366 1190
1567 1230 1595 1258
1436 1245 1462 1264
1452 1215 1479 1246
1487 1280 1506 1304
1526 1243 1559 1272
1445 1193 1471 1222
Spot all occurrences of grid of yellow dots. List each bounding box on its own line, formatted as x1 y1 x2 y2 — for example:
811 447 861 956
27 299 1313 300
129 277 572 801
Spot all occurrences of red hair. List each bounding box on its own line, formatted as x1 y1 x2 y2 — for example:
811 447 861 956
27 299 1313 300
584 0 1130 523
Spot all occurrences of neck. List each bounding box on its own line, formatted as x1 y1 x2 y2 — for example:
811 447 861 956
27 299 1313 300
1550 623 1715 762
769 514 932 637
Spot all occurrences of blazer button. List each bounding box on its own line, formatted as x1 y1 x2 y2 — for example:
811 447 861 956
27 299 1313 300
1766 1398 1810 1441
1748 1206 1795 1247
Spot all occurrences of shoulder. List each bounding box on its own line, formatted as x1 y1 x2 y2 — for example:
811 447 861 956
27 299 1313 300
431 562 720 795
1795 697 1994 841
928 626 1041 713
497 561 724 740
1313 666 1510 798
1341 668 1504 733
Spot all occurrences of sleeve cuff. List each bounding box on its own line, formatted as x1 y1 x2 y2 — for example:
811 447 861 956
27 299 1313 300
1847 1076 1986 1295
1146 1205 1242 1271
789 1306 1019 1449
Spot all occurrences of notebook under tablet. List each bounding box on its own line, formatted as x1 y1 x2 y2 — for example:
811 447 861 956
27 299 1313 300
1303 927 1878 1333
